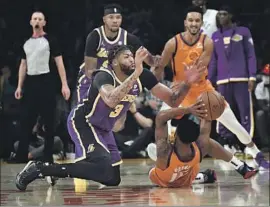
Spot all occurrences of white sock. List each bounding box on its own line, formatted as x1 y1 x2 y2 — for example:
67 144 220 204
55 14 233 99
247 145 260 158
230 156 244 170
192 173 205 184
217 106 252 145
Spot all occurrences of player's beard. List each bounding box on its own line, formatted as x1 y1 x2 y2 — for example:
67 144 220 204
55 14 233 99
188 27 200 36
120 63 134 76
110 27 120 33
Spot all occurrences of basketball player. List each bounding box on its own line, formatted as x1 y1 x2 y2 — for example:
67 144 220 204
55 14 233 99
15 45 206 191
149 105 258 188
76 4 159 103
192 0 218 38
151 6 269 169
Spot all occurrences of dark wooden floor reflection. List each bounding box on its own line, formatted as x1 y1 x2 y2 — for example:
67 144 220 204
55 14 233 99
1 158 269 206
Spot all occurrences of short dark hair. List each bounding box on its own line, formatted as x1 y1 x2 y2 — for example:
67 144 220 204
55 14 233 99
108 45 132 65
175 115 200 144
185 6 203 19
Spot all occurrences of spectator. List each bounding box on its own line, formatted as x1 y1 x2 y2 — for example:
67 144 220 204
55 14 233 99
209 6 257 156
114 102 154 158
0 65 19 158
255 64 270 152
147 68 171 115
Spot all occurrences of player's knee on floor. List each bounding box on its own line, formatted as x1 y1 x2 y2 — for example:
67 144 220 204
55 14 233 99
102 175 121 186
100 165 121 186
95 157 121 185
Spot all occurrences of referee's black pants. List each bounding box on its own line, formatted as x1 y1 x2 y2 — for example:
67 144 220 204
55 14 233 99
16 73 56 163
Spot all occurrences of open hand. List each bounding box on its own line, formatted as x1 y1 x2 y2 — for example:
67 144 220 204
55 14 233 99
184 60 207 85
135 47 148 73
187 99 208 119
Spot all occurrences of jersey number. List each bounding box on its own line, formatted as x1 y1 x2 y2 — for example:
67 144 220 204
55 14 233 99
109 104 124 118
169 166 190 183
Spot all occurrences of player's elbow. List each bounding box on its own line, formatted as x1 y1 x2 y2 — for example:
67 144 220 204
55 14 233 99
168 101 179 108
103 95 118 109
166 98 181 108
105 100 118 109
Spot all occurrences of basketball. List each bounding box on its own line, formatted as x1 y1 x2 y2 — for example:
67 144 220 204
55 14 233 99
198 91 225 121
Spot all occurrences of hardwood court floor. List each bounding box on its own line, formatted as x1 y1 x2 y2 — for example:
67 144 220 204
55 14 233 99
0 158 269 206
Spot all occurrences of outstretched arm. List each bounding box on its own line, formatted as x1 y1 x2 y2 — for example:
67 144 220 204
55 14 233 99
127 33 160 67
141 61 206 108
155 111 175 170
151 38 176 80
151 81 191 107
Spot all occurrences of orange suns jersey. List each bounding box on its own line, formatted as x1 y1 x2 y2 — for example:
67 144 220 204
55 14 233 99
171 32 214 107
149 142 201 188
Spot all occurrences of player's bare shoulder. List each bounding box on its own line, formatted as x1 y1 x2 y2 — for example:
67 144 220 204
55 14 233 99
165 36 177 54
203 35 214 54
204 35 213 47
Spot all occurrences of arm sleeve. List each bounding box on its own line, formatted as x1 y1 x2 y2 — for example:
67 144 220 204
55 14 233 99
243 28 257 80
127 33 143 52
48 36 62 57
84 30 100 58
92 71 114 90
139 68 159 90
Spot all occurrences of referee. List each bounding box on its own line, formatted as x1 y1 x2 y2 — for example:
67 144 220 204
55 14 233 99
13 11 70 163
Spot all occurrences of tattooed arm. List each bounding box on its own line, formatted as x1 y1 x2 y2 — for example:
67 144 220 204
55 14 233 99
127 33 160 67
151 81 191 107
150 61 206 107
97 47 148 108
99 71 142 108
155 107 192 169
155 112 173 170
151 37 176 80
139 68 191 108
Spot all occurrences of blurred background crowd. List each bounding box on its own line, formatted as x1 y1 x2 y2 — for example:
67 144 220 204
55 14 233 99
0 0 269 161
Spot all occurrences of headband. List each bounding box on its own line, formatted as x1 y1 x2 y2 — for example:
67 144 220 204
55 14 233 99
104 7 122 16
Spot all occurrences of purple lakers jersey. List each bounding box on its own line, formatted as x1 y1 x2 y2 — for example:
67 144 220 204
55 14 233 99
76 26 128 103
84 68 142 131
95 26 128 69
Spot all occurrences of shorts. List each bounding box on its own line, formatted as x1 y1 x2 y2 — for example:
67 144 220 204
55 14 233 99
76 70 91 104
67 106 122 166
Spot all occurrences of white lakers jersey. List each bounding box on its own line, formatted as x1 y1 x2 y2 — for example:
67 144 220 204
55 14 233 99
202 9 218 38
